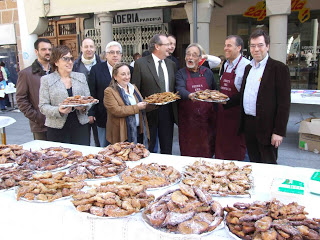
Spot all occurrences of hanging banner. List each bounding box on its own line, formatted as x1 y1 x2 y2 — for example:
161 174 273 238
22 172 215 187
243 0 310 23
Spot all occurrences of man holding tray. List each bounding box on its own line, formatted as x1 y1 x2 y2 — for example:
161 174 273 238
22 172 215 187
175 43 217 158
132 34 177 154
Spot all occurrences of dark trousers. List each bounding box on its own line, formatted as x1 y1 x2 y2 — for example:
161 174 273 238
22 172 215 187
88 122 100 147
148 104 174 154
33 131 47 141
47 123 90 146
244 114 278 164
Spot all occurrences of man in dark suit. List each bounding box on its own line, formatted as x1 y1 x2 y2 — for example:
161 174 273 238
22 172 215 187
239 29 291 164
88 41 123 147
132 34 177 154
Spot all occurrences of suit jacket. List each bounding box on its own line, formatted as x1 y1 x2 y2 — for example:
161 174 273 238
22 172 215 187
39 71 90 129
239 57 291 145
88 62 133 128
131 54 177 126
16 60 52 133
104 85 149 144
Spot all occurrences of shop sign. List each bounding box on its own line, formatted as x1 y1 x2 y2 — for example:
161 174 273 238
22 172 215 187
302 46 320 54
0 24 16 45
113 9 163 27
243 0 310 23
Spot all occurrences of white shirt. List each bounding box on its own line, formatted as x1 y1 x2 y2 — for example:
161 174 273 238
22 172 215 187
107 61 113 78
243 53 269 116
223 54 250 92
130 61 135 68
117 83 139 126
207 55 221 69
152 53 169 92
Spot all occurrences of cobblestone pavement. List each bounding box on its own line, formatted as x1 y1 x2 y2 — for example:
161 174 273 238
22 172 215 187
1 103 319 169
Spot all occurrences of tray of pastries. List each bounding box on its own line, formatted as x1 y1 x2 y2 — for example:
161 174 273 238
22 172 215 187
0 166 33 191
120 163 181 190
60 95 99 107
142 183 224 235
16 147 83 172
224 199 320 240
67 154 126 180
99 142 150 161
72 181 155 218
16 171 87 202
0 144 28 165
182 160 253 197
144 92 180 105
194 89 229 102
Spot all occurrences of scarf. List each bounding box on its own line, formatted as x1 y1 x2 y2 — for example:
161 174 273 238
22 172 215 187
117 86 148 148
81 54 96 71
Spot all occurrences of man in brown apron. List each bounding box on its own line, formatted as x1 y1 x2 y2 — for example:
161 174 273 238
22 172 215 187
215 35 250 160
176 43 217 158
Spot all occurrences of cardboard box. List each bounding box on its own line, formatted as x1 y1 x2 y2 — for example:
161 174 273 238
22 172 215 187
298 118 320 153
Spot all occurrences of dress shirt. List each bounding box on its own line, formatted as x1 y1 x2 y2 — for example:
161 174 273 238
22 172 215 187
243 53 269 116
118 83 139 126
207 55 222 69
223 54 250 92
152 53 169 92
107 61 113 78
37 60 51 75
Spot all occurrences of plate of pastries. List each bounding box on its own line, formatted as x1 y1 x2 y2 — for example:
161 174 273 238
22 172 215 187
194 89 229 102
144 92 180 105
61 95 99 107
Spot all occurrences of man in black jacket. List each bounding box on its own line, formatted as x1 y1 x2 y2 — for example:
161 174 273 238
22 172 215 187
73 38 101 146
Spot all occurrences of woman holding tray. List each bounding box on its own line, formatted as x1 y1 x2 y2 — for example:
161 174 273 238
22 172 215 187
39 45 90 145
104 62 149 146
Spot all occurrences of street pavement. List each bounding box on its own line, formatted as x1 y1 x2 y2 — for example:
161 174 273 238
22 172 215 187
1 103 320 169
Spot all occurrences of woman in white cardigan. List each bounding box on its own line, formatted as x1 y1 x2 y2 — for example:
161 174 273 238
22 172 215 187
39 45 91 145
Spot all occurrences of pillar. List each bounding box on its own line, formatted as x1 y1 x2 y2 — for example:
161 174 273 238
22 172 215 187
184 1 213 54
97 12 113 51
266 0 291 64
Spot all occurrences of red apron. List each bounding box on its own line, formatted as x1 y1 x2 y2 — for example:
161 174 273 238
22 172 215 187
215 56 246 160
178 68 216 158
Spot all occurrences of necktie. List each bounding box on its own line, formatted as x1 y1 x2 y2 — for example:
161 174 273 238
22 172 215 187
158 60 166 92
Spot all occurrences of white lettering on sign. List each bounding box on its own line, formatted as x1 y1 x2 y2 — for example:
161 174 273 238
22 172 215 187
113 9 163 26
192 84 203 89
223 79 231 83
221 86 231 91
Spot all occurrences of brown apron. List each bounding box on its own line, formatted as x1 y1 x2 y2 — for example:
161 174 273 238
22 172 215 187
215 56 246 160
178 67 216 158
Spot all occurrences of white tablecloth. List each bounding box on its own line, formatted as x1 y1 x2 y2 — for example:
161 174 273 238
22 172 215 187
291 89 320 105
0 140 319 240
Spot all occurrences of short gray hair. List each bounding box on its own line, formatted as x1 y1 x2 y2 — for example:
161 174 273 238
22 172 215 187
105 41 122 53
185 43 201 57
226 35 244 53
149 34 166 53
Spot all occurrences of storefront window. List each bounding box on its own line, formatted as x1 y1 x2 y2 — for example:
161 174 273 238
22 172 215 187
227 10 320 90
0 45 19 84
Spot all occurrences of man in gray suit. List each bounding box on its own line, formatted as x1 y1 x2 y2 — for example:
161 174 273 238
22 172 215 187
132 34 177 154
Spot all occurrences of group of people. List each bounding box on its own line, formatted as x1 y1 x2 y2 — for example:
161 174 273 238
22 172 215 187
16 28 291 165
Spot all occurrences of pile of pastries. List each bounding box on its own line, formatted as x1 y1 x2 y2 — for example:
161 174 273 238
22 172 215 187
99 142 150 161
183 160 252 196
225 199 320 240
0 166 33 190
120 163 181 188
72 181 154 218
0 144 27 164
67 154 126 179
194 89 229 102
16 147 83 171
16 171 87 202
143 183 224 234
61 95 98 106
144 92 180 104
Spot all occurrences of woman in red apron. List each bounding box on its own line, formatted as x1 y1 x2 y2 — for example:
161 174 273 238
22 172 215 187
177 67 217 158
215 56 246 160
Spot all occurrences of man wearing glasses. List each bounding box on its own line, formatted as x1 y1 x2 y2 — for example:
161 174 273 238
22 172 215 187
238 29 291 164
132 34 177 154
88 41 128 147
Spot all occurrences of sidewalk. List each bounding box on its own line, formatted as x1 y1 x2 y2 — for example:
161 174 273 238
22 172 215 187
1 103 320 169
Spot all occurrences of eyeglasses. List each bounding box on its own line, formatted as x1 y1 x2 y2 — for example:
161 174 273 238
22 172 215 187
61 56 74 62
158 43 170 47
250 43 265 49
107 51 122 55
186 53 200 58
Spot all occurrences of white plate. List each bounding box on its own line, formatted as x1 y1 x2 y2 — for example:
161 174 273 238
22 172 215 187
224 223 242 240
33 163 73 173
76 207 142 220
0 162 16 168
15 187 72 203
146 99 177 105
60 100 99 108
194 96 229 103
